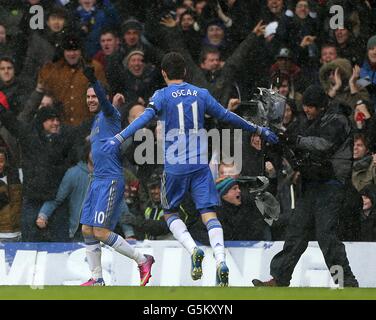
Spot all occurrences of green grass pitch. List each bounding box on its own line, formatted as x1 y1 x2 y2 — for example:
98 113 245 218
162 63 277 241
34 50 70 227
0 286 375 300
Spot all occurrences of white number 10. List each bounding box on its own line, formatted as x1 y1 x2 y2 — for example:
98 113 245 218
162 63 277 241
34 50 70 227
176 101 198 134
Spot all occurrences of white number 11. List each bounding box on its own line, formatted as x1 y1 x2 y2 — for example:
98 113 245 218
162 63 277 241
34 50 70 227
176 101 198 134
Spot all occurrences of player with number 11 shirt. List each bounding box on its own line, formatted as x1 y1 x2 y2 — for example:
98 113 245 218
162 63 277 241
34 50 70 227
101 52 279 286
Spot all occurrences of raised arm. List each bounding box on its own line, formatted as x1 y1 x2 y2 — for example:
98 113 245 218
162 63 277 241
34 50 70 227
83 65 116 117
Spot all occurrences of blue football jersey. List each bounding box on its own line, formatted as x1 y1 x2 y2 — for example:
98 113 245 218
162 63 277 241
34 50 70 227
150 82 219 174
117 82 258 175
90 82 123 179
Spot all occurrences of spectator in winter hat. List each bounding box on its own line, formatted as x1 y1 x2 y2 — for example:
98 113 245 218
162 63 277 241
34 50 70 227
37 33 107 126
202 19 230 58
215 177 273 240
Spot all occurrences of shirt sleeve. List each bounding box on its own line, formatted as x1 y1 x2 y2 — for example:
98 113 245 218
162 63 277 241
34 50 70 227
115 89 163 142
116 107 156 142
92 80 117 117
204 89 260 133
148 89 163 115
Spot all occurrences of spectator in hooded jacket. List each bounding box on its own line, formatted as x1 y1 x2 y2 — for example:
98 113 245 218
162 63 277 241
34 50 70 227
319 57 369 110
202 19 231 60
359 184 376 241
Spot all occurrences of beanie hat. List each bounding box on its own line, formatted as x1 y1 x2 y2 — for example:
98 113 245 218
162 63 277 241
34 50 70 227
122 19 143 34
0 91 10 110
367 35 376 50
206 19 226 32
62 33 82 51
123 50 144 67
216 177 238 197
36 106 60 124
302 85 328 109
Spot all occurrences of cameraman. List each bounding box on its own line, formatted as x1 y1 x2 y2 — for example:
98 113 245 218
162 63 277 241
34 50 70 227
253 85 359 287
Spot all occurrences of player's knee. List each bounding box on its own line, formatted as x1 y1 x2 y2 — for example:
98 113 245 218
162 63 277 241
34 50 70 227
81 225 94 237
92 227 110 241
164 212 180 228
163 209 179 220
200 208 217 224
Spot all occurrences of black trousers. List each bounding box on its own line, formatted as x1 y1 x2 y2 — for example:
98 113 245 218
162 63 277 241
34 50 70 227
270 182 358 286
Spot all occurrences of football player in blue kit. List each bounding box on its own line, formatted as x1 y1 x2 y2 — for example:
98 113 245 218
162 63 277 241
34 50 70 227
101 52 279 286
79 64 154 286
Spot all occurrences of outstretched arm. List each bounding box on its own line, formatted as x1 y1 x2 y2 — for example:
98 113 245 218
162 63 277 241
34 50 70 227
115 107 156 143
101 106 156 153
205 91 279 144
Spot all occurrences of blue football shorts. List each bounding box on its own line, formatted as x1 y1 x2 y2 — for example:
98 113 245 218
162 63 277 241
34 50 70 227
80 177 125 230
161 167 219 213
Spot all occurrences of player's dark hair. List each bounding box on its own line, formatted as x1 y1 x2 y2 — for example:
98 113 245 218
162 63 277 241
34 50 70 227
161 52 186 80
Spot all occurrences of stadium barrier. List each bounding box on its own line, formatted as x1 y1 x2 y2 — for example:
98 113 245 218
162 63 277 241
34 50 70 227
0 241 375 287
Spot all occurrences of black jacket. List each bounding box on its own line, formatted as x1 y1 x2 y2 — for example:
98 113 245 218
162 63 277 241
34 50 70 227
0 110 76 201
107 61 163 102
295 102 353 183
217 199 271 241
360 184 376 241
0 78 32 116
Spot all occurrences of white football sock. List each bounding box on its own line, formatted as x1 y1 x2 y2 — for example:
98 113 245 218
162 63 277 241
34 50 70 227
105 232 147 265
85 241 103 279
167 216 196 255
207 219 225 265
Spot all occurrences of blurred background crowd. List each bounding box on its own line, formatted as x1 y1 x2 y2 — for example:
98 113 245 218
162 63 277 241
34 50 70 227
0 0 375 244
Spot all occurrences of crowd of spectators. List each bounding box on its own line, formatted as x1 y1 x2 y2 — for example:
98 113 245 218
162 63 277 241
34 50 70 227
0 0 375 243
